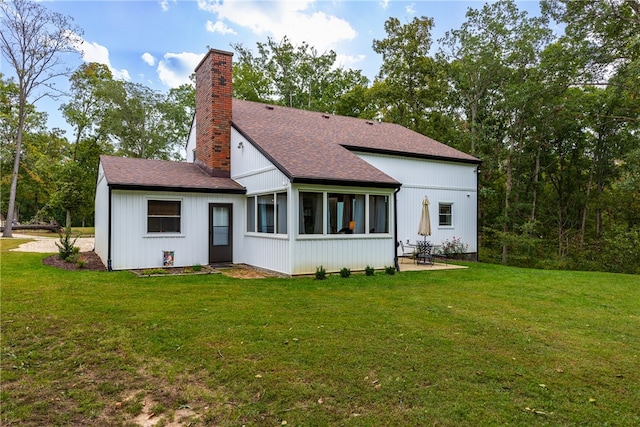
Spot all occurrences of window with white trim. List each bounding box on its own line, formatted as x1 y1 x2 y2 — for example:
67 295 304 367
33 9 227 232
247 192 287 234
439 203 452 227
369 195 389 233
328 193 365 234
147 200 181 233
298 191 390 235
299 192 324 234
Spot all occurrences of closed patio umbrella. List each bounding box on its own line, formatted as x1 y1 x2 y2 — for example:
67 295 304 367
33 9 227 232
418 196 432 240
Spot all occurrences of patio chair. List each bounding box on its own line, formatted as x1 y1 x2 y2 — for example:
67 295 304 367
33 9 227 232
415 241 434 265
398 241 416 263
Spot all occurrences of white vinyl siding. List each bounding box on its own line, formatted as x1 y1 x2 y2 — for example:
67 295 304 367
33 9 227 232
355 152 478 255
93 164 110 266
107 190 243 270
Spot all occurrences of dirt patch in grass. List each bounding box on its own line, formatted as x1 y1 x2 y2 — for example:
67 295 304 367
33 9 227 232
42 251 106 271
219 265 278 279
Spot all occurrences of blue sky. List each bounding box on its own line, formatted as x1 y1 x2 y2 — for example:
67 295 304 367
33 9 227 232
3 0 542 133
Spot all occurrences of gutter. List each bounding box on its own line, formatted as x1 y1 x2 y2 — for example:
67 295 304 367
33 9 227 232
393 186 401 272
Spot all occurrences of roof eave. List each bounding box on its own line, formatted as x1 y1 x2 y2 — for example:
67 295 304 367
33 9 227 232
342 145 482 165
291 177 401 189
108 183 247 194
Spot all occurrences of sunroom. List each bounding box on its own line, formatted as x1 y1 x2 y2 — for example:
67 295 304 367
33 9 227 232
239 185 397 275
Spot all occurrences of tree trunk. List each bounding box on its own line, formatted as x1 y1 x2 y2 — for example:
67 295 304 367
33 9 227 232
66 209 72 232
502 147 513 264
530 147 541 224
2 102 26 238
580 159 595 247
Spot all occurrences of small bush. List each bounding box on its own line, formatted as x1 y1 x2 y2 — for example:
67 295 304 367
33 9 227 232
192 264 203 272
65 253 80 264
56 229 79 261
76 256 87 269
440 236 469 259
315 266 327 280
339 267 351 278
365 265 375 276
385 266 396 275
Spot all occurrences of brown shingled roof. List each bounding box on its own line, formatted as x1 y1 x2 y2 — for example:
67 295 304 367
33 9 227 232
232 99 479 187
100 155 245 193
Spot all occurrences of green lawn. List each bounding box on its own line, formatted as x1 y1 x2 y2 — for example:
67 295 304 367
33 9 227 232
1 238 638 426
10 227 95 238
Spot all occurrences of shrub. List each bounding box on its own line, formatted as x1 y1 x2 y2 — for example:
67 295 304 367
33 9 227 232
56 228 79 261
365 265 375 276
440 236 468 259
65 253 80 264
192 264 203 272
315 266 327 280
76 256 87 269
385 266 396 275
339 267 351 278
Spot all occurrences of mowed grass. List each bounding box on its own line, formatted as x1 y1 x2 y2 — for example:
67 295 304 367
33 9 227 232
1 239 639 426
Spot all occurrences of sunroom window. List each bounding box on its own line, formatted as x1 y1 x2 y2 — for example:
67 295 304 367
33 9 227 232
328 193 365 234
369 195 389 233
247 192 287 234
299 192 324 234
298 191 390 236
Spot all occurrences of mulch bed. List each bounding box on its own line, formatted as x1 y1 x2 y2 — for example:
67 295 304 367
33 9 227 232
42 251 107 271
42 253 280 278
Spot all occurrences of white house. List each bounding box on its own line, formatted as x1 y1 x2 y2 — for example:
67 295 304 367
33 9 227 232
94 48 480 275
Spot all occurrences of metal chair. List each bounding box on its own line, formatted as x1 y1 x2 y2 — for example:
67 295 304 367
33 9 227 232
415 241 434 265
398 241 416 263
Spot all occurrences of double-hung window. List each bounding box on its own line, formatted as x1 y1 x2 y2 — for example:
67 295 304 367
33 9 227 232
147 200 181 233
439 203 453 227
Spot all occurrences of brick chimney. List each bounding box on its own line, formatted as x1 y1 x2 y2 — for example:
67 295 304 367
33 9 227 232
194 48 233 177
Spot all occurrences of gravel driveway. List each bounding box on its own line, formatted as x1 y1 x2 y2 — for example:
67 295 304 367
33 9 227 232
7 234 95 253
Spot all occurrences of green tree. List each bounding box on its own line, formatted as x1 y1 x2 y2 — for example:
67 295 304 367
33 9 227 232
59 63 116 228
439 0 553 263
1 73 54 224
104 81 177 160
372 16 448 136
232 37 368 113
0 0 81 236
159 81 196 154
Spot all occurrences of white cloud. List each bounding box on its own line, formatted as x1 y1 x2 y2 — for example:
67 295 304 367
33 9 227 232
406 3 416 14
142 52 156 67
335 53 366 69
380 0 390 10
73 34 130 81
205 19 237 35
156 52 203 88
198 0 357 53
159 0 175 12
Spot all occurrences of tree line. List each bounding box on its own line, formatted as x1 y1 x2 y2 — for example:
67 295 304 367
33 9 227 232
1 0 638 273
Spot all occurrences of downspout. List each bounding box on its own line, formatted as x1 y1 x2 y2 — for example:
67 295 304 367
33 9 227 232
475 165 481 262
107 186 113 271
393 186 401 272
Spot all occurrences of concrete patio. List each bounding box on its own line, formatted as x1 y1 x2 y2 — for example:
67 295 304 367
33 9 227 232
396 258 467 272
